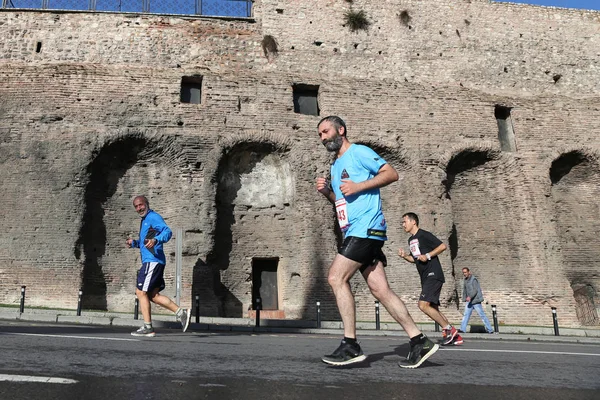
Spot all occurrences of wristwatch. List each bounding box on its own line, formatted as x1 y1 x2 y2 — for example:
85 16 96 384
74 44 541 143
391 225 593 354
426 253 431 261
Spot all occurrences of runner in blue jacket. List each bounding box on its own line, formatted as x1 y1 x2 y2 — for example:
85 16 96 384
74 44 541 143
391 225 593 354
126 195 191 337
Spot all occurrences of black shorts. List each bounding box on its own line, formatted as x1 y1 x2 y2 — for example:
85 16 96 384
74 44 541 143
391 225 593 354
420 278 443 305
339 236 387 273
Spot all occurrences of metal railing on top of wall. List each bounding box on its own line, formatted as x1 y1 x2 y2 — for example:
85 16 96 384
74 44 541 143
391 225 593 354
0 0 252 18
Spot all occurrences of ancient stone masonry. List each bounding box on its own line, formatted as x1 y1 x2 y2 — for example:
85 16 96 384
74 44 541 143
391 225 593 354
0 0 599 327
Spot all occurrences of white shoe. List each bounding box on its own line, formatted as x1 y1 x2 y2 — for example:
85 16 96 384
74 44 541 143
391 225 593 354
131 326 155 337
179 309 191 333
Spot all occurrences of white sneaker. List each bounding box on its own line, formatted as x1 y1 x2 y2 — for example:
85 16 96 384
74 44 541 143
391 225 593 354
131 326 155 337
178 309 191 333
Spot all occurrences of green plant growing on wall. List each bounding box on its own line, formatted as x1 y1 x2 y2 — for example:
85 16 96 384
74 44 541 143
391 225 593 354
344 10 370 32
261 35 278 60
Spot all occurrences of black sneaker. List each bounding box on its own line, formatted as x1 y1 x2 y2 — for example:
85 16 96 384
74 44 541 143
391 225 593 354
398 337 439 369
322 339 367 366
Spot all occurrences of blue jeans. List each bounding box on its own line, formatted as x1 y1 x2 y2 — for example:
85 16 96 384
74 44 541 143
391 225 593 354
460 302 494 333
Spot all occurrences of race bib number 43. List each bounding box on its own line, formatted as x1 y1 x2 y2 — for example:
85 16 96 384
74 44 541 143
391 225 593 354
335 198 349 230
409 239 421 257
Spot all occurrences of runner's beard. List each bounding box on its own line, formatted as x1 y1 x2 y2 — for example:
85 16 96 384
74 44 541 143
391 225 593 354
323 135 343 152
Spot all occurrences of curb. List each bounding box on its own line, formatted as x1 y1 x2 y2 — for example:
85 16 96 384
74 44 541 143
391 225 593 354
1 309 599 344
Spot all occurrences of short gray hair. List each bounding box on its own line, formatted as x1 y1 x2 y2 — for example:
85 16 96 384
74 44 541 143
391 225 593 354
133 195 149 207
317 115 348 137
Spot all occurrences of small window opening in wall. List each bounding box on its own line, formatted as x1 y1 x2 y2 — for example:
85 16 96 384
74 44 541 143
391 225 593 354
495 105 517 152
292 84 320 116
252 258 279 311
180 76 203 104
36 42 42 53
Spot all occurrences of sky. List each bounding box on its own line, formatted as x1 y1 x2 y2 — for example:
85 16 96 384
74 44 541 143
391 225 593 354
493 0 600 11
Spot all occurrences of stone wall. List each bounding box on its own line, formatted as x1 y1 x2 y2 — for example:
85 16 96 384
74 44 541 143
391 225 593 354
0 0 598 326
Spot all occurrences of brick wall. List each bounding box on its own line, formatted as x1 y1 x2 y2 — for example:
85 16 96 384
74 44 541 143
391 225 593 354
0 0 598 326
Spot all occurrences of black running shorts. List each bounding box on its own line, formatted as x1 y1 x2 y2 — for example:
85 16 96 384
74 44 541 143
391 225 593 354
419 278 443 305
339 236 387 273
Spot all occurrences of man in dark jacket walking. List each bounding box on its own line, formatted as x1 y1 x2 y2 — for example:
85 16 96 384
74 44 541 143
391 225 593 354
460 267 494 334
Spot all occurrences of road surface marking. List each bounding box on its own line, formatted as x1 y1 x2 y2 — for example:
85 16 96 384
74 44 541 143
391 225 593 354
442 348 600 357
2 332 139 342
0 374 78 384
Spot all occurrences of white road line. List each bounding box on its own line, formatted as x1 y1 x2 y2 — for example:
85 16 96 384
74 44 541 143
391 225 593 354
0 374 78 384
2 332 139 342
198 383 227 387
442 348 600 357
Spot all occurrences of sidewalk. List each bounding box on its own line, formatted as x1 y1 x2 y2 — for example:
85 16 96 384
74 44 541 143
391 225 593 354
1 306 599 344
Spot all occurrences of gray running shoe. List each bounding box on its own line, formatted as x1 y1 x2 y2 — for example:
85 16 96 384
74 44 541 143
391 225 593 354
131 326 155 337
398 337 439 369
179 309 191 333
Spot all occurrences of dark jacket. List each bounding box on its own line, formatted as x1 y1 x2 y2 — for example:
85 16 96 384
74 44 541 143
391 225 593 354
462 275 484 305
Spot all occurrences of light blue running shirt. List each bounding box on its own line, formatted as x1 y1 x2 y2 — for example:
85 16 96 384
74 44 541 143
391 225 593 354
330 144 388 241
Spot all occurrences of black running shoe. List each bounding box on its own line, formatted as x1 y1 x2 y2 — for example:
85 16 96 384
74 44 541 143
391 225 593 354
322 339 367 366
398 337 439 369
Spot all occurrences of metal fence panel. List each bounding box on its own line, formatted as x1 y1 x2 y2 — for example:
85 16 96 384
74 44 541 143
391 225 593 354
4 0 43 9
2 0 251 16
95 0 144 13
149 0 196 15
201 0 249 17
46 0 89 11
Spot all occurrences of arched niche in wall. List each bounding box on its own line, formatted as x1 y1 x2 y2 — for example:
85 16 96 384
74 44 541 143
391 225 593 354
443 148 520 291
207 141 294 317
549 150 600 326
74 134 195 311
74 136 149 310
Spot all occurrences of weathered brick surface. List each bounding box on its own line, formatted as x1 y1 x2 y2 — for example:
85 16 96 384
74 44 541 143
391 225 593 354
0 0 599 327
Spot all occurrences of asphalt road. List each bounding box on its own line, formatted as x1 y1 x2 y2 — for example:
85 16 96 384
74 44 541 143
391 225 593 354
0 321 598 399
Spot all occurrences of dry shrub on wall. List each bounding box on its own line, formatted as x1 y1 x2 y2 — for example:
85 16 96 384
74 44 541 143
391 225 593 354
261 35 278 59
399 10 411 26
344 10 370 32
